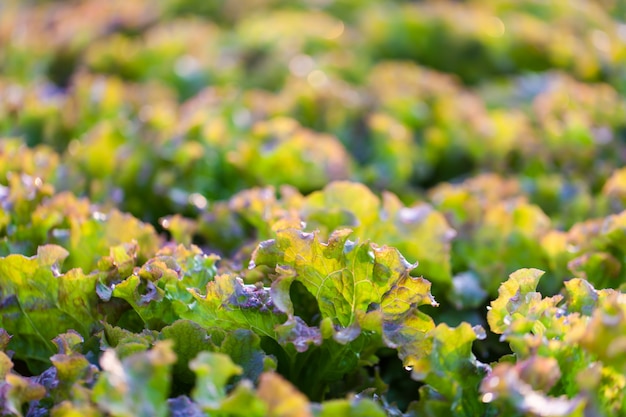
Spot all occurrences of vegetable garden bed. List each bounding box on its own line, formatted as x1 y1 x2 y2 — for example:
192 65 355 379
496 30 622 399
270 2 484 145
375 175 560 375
1 0 626 416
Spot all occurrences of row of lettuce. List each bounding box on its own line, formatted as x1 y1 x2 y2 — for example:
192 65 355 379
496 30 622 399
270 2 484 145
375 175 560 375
5 143 626 301
3 173 626 415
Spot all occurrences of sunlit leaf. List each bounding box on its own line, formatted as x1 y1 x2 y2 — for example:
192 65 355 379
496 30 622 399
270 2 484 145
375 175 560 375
257 372 312 417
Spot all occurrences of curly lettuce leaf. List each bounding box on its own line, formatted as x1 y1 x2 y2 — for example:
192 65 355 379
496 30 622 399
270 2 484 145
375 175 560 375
0 245 100 371
0 331 98 417
93 341 176 417
1 373 46 417
181 273 287 339
250 227 437 397
251 227 437 336
486 269 626 415
410 323 488 417
301 182 455 287
0 174 161 272
481 357 585 417
109 244 218 328
575 294 626 373
49 331 98 405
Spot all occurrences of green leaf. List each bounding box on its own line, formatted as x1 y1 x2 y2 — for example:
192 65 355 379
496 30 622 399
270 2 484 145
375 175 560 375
576 294 626 372
563 278 602 316
221 329 276 382
158 320 217 385
411 323 487 417
364 113 416 191
484 270 626 414
316 397 387 417
2 373 47 417
50 331 98 404
252 227 435 331
567 252 622 289
220 380 268 417
251 226 437 398
487 268 546 334
380 272 438 368
23 192 162 272
189 351 242 411
111 245 218 329
159 215 198 246
454 200 551 295
93 340 176 417
301 182 455 286
101 323 158 359
112 274 174 328
0 246 100 371
182 273 287 339
258 228 377 328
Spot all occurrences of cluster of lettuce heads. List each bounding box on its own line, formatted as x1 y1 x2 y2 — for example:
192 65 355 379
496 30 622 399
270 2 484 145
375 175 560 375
2 0 626 416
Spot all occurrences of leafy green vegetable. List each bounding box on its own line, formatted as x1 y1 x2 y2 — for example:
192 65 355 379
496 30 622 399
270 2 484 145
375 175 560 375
411 323 487 417
301 182 455 288
485 268 626 415
0 246 100 372
93 341 176 417
3 0 626 415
